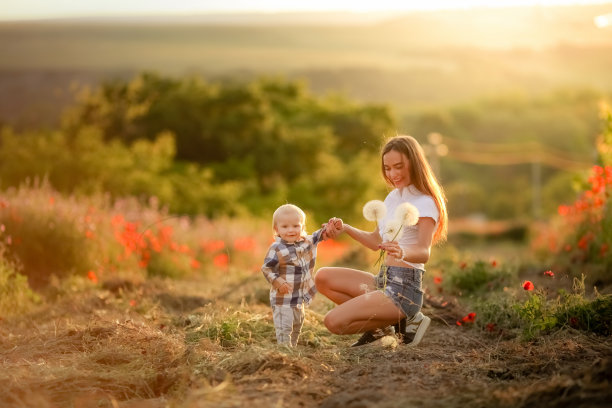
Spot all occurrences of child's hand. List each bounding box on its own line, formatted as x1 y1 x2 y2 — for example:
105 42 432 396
323 217 344 239
275 280 291 295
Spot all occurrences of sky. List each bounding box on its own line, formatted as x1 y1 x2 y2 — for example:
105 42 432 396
0 0 610 21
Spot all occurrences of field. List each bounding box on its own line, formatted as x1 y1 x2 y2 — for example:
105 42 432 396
1 4 612 407
2 274 611 408
1 184 611 407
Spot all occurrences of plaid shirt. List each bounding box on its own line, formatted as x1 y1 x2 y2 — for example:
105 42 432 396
261 228 324 307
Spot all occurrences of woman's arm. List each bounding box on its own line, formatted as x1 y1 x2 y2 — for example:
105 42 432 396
379 217 436 264
343 224 383 251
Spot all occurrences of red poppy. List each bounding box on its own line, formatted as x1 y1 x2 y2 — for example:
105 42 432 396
461 312 476 323
213 253 229 268
190 258 201 269
522 281 534 291
486 323 496 332
544 270 554 277
129 299 137 307
202 239 225 253
433 276 442 284
491 260 498 267
87 270 98 284
557 205 570 216
234 237 257 252
459 262 467 270
49 197 55 205
601 244 609 257
456 321 462 326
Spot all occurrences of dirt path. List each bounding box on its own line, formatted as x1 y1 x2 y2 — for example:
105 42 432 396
1 277 610 408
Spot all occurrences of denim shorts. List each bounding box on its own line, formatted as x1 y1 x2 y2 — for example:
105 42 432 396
374 265 424 319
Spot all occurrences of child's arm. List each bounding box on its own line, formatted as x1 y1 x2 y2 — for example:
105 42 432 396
261 245 291 295
273 278 291 295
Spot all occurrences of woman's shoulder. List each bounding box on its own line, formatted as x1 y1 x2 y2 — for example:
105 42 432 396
402 186 439 218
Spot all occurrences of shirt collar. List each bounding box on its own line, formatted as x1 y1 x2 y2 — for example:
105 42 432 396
398 184 421 198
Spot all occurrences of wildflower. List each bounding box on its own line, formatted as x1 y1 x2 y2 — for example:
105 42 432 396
87 270 98 284
456 321 462 326
577 234 590 250
433 276 442 284
544 270 554 277
213 253 229 268
522 280 534 291
600 243 609 257
202 239 225 253
564 244 572 252
486 323 496 332
382 219 404 242
49 196 55 205
393 202 419 227
569 316 579 327
363 200 386 223
461 312 476 323
491 260 498 267
129 299 137 307
190 258 201 269
234 237 257 252
459 262 467 269
557 205 571 217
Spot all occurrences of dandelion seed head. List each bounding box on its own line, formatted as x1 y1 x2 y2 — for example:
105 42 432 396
363 200 387 222
382 219 403 242
394 202 419 226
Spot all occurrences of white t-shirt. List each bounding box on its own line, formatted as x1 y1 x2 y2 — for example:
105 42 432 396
378 185 439 270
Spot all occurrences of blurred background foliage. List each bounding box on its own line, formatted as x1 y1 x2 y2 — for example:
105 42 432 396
1 72 610 225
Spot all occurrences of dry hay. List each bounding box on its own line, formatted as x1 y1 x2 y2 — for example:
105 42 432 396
0 310 189 407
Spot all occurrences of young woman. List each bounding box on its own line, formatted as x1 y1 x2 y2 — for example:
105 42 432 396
315 135 448 346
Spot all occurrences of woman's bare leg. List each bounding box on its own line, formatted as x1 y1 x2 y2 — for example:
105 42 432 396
323 290 405 334
315 267 376 305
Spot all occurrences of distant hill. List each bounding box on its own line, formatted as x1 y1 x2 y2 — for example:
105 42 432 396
0 3 611 128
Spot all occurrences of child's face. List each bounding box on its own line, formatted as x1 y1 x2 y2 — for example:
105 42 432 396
274 211 303 243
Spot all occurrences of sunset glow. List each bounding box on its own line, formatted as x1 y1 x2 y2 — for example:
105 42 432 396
0 0 610 21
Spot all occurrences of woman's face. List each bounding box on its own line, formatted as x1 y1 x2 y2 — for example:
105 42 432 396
383 149 411 189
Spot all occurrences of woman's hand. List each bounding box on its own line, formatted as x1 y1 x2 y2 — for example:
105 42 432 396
379 241 403 261
323 217 344 239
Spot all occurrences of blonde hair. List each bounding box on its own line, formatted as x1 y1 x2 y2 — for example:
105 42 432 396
381 135 448 243
272 204 307 237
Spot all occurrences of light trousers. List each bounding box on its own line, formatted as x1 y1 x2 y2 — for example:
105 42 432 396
272 304 305 346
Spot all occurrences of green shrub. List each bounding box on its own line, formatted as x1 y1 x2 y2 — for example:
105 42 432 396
446 260 514 296
0 250 40 316
0 183 98 288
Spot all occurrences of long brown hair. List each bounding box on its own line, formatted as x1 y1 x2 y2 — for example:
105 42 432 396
381 135 448 243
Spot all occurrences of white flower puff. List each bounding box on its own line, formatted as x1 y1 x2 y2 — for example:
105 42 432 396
382 219 404 242
362 200 387 223
394 202 419 227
